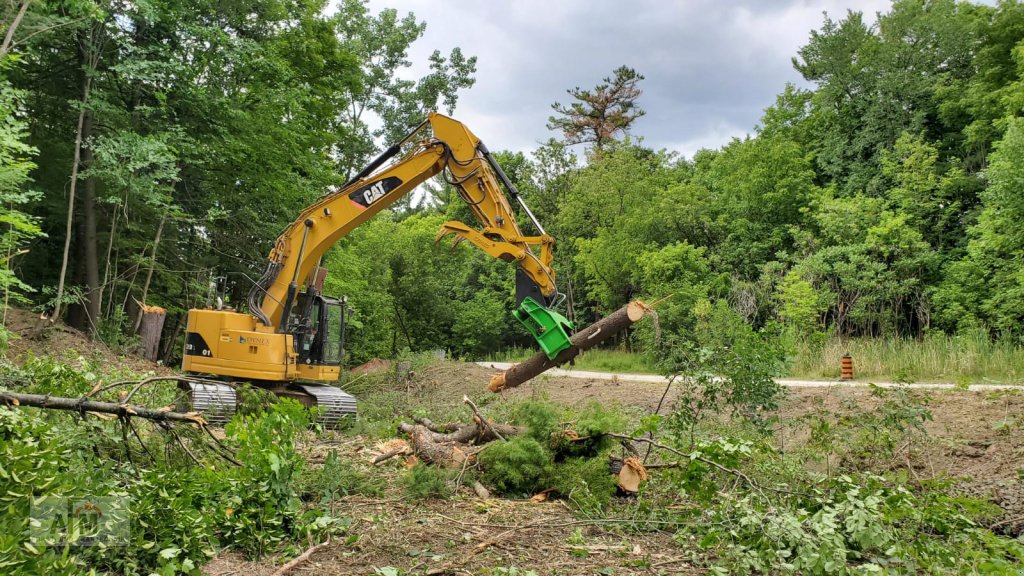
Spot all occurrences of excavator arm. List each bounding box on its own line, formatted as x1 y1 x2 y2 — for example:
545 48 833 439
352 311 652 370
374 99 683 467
182 113 571 426
249 112 560 333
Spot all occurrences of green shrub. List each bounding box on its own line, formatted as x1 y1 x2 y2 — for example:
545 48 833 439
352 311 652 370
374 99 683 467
551 402 626 459
511 399 560 444
401 462 454 500
478 437 552 496
547 457 617 514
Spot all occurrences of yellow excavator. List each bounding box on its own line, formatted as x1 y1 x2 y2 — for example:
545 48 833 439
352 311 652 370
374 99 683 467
181 113 572 426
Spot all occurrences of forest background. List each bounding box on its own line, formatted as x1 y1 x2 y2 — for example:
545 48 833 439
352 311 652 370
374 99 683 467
3 0 1024 382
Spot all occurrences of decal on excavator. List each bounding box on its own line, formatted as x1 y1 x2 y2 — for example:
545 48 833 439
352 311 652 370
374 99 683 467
349 176 402 209
185 332 212 357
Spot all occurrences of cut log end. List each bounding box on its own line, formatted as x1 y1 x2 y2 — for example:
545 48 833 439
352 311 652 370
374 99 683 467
616 458 649 494
488 373 506 393
626 301 648 322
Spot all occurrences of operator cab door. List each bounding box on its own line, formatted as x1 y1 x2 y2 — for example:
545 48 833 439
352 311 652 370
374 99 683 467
296 294 344 366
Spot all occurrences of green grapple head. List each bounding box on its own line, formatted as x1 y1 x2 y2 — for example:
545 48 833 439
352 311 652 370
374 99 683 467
514 297 574 360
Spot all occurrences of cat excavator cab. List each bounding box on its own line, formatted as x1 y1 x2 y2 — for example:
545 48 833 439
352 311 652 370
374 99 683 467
181 113 571 426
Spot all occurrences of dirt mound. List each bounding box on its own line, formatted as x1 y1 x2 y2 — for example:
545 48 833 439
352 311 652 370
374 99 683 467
2 307 174 377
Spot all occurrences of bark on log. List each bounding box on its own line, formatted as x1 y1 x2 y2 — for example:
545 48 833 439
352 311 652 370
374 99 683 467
137 305 166 361
405 424 471 469
489 300 649 392
398 421 521 445
0 390 207 425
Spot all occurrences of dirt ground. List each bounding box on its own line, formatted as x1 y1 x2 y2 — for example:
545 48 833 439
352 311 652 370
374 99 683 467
203 362 1023 576
4 316 1020 575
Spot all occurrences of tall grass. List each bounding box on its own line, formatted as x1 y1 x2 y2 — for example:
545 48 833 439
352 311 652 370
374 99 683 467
482 330 1024 384
481 347 659 374
788 330 1024 384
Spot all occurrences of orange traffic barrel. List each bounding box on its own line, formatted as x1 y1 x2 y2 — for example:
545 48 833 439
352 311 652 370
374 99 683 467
840 354 854 381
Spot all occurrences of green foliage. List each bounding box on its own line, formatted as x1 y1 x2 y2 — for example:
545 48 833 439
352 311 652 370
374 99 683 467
937 118 1024 336
547 457 617 515
551 402 627 459
0 71 42 320
801 385 932 474
511 399 560 444
548 66 645 151
0 359 348 574
660 301 785 445
478 437 553 496
401 462 455 501
297 449 384 502
221 400 310 557
676 474 1023 575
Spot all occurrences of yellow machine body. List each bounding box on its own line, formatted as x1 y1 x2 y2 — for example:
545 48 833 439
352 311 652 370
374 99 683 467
182 309 340 383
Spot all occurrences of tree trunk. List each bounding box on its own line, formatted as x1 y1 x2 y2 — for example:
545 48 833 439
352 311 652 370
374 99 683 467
134 211 166 332
161 314 182 364
98 195 122 321
137 305 166 361
0 0 31 58
488 300 649 392
81 111 100 332
0 390 207 425
49 74 91 324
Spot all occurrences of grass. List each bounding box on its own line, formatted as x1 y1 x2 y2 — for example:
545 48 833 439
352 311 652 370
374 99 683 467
481 347 659 374
484 331 1024 385
788 332 1024 384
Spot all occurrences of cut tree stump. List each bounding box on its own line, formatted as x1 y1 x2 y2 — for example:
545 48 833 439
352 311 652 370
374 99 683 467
489 300 649 392
137 305 166 361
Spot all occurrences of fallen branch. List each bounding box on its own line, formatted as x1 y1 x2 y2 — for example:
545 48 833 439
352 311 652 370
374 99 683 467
489 300 650 392
270 538 333 576
0 390 207 425
463 394 506 442
604 432 808 498
372 448 408 465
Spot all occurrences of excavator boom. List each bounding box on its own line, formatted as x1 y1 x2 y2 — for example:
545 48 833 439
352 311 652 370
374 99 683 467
181 113 569 425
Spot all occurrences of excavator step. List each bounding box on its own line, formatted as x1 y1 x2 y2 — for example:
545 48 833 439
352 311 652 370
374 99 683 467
294 384 357 428
514 296 574 360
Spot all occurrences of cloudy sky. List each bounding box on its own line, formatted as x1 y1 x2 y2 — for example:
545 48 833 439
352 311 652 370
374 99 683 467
364 0 892 158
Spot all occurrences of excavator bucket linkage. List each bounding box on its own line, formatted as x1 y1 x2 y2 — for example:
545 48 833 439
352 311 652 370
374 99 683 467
514 297 574 360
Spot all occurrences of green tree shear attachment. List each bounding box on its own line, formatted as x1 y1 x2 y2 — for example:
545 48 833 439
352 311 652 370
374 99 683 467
514 297 574 359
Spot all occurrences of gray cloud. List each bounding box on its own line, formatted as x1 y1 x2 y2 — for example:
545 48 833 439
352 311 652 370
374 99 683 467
363 0 891 158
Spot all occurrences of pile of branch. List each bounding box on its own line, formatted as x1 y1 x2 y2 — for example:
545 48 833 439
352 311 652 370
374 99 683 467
379 396 522 469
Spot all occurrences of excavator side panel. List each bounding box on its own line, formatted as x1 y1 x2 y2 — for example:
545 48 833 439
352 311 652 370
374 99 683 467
182 309 298 381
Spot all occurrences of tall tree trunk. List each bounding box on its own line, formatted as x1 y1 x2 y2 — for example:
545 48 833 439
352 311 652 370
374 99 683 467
81 112 100 333
99 195 123 322
0 0 31 58
49 75 91 323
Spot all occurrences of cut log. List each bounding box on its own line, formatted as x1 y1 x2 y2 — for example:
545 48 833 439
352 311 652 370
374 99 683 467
405 424 471 469
489 300 649 392
615 457 649 493
137 305 166 361
398 421 521 445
